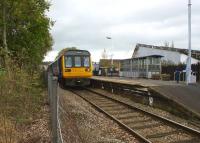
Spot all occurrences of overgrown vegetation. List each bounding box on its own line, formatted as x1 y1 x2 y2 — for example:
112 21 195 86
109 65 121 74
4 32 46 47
0 0 53 70
0 62 47 143
0 0 53 142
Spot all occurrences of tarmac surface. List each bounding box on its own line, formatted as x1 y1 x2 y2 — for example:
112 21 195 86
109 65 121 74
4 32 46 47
91 76 200 116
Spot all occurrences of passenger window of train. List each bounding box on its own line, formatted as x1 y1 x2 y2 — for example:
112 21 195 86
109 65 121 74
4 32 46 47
65 57 72 67
83 56 90 67
75 56 81 67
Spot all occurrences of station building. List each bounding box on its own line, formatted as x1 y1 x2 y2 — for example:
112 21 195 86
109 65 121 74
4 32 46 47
98 43 200 79
133 43 200 64
99 59 121 76
120 55 163 78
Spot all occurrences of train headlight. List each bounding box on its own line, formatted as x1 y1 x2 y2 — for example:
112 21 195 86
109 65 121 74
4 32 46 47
85 68 90 72
65 69 71 72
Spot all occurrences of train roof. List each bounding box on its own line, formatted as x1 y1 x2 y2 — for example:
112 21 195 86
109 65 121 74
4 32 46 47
49 48 91 66
64 50 90 56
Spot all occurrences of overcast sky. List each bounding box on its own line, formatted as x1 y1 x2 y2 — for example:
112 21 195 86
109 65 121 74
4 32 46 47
44 0 200 62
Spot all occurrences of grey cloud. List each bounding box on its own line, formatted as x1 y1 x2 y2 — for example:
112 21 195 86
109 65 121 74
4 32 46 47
48 0 200 61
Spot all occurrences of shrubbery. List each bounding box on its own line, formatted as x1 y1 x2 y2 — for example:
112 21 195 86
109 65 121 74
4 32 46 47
0 60 47 143
0 0 53 142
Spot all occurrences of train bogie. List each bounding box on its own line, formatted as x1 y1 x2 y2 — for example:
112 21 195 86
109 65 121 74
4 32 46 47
63 78 90 86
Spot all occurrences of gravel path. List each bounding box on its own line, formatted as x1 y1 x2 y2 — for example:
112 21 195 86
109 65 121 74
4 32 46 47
58 87 141 143
19 102 52 143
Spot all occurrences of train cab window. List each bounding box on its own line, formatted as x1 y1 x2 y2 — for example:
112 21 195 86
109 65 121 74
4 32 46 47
65 57 72 67
75 56 81 67
83 56 90 67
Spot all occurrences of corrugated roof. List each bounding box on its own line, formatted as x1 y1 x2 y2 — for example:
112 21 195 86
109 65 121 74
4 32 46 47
133 43 200 60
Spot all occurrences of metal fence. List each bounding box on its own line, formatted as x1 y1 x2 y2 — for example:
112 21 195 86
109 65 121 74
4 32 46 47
47 72 63 143
162 63 200 82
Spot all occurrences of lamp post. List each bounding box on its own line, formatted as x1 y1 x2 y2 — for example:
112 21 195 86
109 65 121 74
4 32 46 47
186 0 192 85
106 36 114 76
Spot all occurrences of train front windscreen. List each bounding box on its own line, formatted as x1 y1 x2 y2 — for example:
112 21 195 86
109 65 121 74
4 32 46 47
64 50 91 68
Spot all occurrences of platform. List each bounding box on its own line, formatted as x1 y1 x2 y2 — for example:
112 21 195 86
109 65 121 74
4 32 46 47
91 76 200 116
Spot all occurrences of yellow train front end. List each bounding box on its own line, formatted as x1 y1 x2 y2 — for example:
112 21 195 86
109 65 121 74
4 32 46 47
61 50 93 86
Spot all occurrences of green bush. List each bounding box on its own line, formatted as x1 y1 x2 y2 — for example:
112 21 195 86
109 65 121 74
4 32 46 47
0 64 46 143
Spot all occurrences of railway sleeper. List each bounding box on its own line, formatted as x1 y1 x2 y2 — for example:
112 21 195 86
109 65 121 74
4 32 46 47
149 133 198 143
108 109 133 115
97 103 120 108
146 130 180 139
78 89 200 143
117 114 144 120
170 138 200 143
93 98 112 102
94 101 116 105
102 106 127 112
137 127 195 143
121 118 153 125
131 122 161 130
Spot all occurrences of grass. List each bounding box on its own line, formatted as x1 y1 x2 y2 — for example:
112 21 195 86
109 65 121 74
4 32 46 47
0 66 47 143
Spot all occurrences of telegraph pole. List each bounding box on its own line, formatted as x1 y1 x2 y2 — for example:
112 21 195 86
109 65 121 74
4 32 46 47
106 36 114 76
186 0 192 85
106 36 114 66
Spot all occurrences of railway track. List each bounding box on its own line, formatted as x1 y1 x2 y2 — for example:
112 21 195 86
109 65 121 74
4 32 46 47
70 88 200 143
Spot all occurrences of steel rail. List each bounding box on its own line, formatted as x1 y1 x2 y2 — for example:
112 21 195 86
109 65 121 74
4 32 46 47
86 88 200 137
70 89 152 143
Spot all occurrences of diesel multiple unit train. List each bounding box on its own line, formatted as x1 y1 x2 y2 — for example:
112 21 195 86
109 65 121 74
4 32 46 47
48 49 93 86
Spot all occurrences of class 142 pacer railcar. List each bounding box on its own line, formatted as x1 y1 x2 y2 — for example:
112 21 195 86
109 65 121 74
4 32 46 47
48 49 93 86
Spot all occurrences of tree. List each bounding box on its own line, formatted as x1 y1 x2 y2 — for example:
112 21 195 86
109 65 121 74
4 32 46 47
0 0 53 71
0 0 8 68
2 0 8 52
